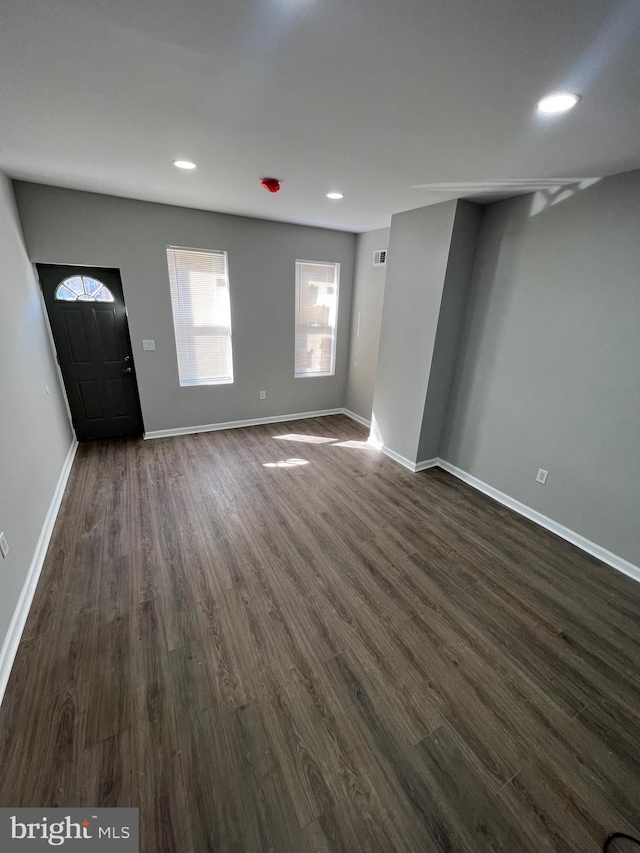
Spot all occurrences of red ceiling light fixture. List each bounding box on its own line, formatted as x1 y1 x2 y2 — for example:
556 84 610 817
261 177 281 193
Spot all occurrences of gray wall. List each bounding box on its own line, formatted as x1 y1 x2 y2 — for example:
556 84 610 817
14 182 356 434
0 173 73 660
344 227 389 421
442 171 640 566
371 200 458 461
417 201 483 461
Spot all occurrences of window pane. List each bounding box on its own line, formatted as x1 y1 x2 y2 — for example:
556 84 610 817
94 286 115 302
295 260 340 377
166 246 234 387
65 276 84 295
83 277 103 296
55 284 76 301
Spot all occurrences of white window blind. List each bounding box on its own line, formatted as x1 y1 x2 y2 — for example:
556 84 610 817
295 260 340 378
166 246 234 386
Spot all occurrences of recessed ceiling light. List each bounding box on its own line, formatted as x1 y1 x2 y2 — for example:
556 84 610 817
173 159 197 170
326 192 344 200
536 92 581 115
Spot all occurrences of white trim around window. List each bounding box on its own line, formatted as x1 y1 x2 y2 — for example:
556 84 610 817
166 245 234 387
294 259 340 378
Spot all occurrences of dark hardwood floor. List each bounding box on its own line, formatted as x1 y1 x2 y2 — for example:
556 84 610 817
1 414 639 851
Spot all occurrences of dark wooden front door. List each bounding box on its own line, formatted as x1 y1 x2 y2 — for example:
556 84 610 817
38 264 143 441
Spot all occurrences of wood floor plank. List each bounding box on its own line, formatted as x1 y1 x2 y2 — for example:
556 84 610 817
74 730 134 809
496 759 639 853
0 414 638 852
130 631 192 853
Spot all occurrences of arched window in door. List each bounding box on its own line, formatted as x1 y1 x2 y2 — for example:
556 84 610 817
54 275 115 302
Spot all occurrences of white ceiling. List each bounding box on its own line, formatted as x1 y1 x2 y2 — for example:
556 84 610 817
1 0 639 232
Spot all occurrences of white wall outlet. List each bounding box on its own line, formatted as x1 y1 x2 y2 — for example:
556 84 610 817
536 468 549 485
260 390 266 400
45 384 50 395
0 532 9 558
142 339 156 351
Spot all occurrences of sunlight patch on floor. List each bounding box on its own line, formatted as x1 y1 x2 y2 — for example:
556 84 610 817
263 458 310 468
273 433 336 444
331 440 376 449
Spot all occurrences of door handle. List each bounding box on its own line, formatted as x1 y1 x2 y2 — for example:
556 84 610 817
122 367 133 374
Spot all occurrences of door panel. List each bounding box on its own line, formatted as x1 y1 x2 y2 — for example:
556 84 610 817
106 377 132 418
94 308 121 362
38 264 143 441
61 308 93 364
77 379 104 421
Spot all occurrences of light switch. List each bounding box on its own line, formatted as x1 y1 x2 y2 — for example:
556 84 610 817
0 533 9 558
143 340 156 351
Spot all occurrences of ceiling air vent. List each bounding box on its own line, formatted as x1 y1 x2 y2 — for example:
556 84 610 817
373 249 387 267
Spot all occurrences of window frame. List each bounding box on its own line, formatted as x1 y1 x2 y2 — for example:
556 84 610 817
166 245 235 388
294 259 340 379
54 275 115 303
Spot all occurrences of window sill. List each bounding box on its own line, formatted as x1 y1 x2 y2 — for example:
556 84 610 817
179 379 235 387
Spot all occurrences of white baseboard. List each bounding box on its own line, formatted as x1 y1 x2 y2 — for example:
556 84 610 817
414 458 439 473
341 408 371 429
144 408 346 440
379 445 414 471
145 407 376 441
0 438 78 707
369 442 438 474
438 459 640 585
